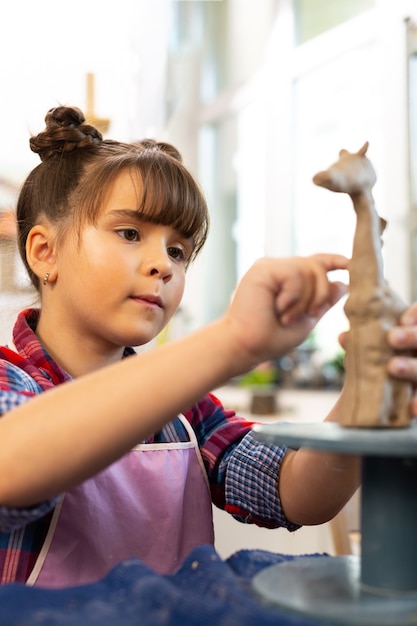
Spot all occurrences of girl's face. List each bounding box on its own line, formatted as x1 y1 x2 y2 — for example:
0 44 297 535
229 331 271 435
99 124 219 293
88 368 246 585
51 169 192 351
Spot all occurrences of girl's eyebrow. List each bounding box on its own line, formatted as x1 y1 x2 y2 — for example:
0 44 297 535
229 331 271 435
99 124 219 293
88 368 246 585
106 209 194 245
106 209 145 222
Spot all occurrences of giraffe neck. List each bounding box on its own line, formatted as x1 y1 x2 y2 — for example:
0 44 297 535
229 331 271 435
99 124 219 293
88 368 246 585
349 191 385 287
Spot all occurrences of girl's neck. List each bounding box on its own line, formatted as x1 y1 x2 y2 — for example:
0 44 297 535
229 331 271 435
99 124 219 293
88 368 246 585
35 311 126 378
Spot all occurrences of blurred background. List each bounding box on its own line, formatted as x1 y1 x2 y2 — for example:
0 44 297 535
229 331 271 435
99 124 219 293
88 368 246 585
1 0 417 555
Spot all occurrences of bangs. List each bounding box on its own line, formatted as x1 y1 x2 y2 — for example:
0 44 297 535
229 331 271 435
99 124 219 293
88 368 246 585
76 144 209 261
136 154 209 257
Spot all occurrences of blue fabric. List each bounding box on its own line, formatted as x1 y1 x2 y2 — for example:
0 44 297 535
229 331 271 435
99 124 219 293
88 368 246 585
0 546 324 625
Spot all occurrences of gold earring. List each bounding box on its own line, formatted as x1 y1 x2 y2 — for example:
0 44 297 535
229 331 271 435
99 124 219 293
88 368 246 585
43 272 50 286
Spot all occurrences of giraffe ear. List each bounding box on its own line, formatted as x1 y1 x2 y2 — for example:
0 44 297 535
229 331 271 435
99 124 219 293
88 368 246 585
379 216 387 236
358 141 369 155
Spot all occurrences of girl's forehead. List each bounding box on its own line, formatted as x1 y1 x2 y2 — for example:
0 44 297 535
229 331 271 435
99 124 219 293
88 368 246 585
98 168 172 223
98 169 144 211
109 168 143 196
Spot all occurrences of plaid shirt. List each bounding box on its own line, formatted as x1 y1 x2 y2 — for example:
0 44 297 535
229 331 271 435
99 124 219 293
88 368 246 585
0 309 295 584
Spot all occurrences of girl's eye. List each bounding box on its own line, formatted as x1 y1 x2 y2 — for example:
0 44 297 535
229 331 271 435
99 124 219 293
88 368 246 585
117 229 139 242
168 246 186 261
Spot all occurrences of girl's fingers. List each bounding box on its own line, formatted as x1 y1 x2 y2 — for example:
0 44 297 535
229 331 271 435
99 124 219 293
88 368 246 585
338 330 348 350
275 271 311 318
399 302 417 326
311 252 350 270
387 356 417 381
278 263 348 326
388 326 417 352
411 390 417 417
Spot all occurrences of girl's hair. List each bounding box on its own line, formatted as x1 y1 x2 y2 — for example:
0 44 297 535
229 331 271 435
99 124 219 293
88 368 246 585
17 106 209 290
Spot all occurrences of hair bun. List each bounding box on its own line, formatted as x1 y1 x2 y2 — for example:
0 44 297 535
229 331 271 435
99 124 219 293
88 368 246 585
30 105 103 161
45 106 85 128
139 139 183 163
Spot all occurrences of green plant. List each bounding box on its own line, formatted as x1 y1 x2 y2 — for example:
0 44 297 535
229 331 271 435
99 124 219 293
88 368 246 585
237 365 279 387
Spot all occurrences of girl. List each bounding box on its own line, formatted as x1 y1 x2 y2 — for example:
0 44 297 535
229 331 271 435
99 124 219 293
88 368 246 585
0 106 414 588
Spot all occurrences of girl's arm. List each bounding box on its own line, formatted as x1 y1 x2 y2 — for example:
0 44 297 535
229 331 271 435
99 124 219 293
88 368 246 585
0 253 348 508
278 392 361 526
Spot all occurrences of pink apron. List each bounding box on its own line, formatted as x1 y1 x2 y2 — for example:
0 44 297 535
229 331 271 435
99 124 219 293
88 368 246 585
26 414 214 588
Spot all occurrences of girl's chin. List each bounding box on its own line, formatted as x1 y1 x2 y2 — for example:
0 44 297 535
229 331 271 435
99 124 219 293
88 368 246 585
125 332 162 349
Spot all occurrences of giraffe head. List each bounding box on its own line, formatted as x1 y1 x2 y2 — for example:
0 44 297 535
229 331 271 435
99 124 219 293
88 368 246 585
313 142 377 195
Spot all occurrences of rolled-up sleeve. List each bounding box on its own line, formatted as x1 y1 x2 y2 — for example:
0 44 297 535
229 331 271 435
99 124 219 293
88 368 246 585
222 431 300 531
0 498 59 532
187 394 300 531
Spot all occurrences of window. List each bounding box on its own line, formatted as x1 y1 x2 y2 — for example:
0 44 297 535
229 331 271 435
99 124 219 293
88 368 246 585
293 0 375 44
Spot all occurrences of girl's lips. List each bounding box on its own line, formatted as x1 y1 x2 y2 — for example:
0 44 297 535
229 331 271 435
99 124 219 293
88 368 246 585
130 295 163 308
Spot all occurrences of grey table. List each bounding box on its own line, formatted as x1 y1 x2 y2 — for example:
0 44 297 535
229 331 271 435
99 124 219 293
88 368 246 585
253 421 417 625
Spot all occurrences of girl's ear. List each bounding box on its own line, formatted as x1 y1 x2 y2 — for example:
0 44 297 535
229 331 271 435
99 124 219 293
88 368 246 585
26 224 58 286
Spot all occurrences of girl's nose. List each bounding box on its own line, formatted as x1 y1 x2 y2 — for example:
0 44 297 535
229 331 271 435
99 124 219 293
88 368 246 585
144 247 173 282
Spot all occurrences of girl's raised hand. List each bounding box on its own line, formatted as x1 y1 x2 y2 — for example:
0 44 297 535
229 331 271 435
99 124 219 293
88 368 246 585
223 253 348 368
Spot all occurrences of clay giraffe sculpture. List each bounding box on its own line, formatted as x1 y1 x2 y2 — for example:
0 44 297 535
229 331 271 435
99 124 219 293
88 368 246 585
313 142 411 427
